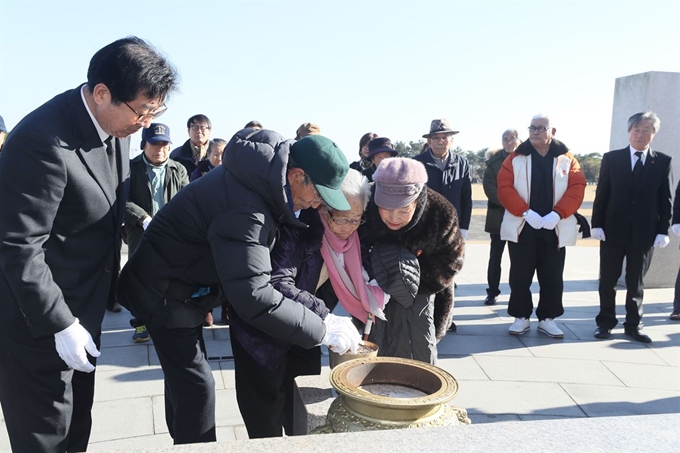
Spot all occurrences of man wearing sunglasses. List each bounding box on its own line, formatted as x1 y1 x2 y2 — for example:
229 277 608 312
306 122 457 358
0 36 178 452
170 114 213 175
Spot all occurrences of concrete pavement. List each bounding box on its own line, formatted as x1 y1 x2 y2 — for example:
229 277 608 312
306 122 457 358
1 241 679 452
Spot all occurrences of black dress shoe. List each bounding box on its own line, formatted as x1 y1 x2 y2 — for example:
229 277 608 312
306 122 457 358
484 296 497 306
594 326 611 339
448 322 457 332
624 328 652 344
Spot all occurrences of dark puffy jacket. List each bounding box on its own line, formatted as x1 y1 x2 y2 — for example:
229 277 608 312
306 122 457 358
124 154 189 253
270 208 338 318
482 149 509 234
237 208 340 371
117 129 325 349
370 242 420 309
413 150 472 229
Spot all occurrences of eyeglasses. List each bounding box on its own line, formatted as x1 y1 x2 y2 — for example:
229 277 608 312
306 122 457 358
123 101 167 123
528 126 550 133
328 212 365 226
190 124 211 132
502 136 519 143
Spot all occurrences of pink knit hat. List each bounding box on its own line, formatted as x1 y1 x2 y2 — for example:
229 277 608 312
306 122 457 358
373 157 428 209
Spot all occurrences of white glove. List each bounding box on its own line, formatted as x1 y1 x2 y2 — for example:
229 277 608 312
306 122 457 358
672 224 680 237
320 313 363 355
654 234 670 248
141 216 152 230
540 211 560 230
460 229 468 240
524 210 543 229
591 228 606 241
54 319 100 373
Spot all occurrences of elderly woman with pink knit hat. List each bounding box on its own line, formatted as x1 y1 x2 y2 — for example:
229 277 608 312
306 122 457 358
363 157 465 364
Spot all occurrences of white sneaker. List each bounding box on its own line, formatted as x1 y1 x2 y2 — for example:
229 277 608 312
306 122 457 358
509 317 530 335
537 318 564 338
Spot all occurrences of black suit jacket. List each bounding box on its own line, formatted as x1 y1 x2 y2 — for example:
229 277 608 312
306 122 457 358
0 86 130 341
672 180 680 225
591 147 672 249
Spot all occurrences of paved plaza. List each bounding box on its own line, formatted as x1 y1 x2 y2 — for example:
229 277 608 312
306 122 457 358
1 237 679 451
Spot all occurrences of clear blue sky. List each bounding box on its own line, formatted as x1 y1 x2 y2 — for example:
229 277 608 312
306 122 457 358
1 0 679 162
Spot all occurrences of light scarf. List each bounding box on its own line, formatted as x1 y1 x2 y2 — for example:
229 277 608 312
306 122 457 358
319 215 386 323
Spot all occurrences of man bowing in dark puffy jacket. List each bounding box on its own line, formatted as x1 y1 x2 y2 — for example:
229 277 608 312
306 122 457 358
117 129 362 444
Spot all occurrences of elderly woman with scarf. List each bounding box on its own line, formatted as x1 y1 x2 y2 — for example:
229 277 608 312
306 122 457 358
236 169 386 438
363 157 465 364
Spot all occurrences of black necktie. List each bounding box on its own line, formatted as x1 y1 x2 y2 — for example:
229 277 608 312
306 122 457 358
104 136 118 188
633 151 643 185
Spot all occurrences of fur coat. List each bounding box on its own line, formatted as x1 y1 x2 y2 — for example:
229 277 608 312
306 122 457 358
363 186 465 339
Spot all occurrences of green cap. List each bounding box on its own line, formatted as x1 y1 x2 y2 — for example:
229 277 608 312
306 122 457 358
290 135 350 211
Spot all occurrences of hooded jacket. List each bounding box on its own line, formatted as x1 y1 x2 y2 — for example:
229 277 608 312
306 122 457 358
117 129 325 349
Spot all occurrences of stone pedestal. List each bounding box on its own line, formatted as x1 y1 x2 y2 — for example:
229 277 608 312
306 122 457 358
611 71 680 288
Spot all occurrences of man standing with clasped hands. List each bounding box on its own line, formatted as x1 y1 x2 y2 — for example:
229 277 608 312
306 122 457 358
591 111 672 344
498 114 585 339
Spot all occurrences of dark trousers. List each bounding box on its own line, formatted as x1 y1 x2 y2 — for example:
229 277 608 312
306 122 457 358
674 266 680 313
508 236 566 320
229 329 305 439
145 321 216 445
370 294 437 364
0 334 96 453
486 233 507 297
596 240 653 330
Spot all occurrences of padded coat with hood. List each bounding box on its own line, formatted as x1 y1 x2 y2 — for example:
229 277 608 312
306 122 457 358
117 129 325 349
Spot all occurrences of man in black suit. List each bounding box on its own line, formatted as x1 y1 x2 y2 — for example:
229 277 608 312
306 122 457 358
591 111 672 344
0 37 178 452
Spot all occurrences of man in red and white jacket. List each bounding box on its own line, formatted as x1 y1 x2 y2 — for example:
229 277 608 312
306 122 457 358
498 113 585 339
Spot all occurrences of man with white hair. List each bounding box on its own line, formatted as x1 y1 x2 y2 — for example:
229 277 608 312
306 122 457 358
591 111 672 343
498 114 586 338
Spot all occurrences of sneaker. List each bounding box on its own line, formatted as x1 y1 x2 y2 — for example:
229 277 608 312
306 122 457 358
537 318 564 338
509 317 530 335
132 325 150 343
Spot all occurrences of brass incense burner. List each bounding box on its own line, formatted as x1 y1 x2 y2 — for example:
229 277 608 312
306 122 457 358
314 357 470 433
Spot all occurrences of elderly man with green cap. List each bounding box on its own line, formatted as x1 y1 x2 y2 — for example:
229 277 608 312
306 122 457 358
117 129 361 445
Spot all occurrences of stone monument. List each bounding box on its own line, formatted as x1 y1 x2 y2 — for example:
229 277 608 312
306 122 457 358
610 71 680 287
